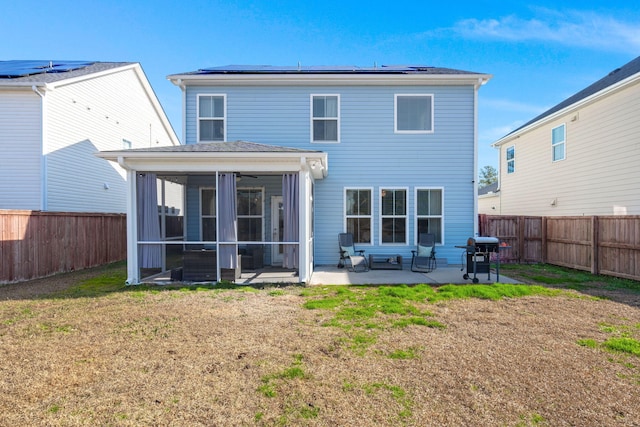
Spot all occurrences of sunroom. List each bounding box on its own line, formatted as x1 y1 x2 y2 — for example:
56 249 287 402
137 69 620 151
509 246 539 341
97 141 327 285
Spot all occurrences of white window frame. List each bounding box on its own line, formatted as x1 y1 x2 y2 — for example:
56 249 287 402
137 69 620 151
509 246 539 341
506 145 515 174
344 187 373 245
236 187 265 242
552 123 566 162
200 187 216 242
197 94 226 143
379 187 408 245
394 94 434 134
414 187 444 245
310 94 340 143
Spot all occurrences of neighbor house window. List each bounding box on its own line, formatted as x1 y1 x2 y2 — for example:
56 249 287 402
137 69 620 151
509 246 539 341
395 94 434 133
237 188 263 241
311 95 339 142
552 124 565 161
201 188 216 241
380 188 407 244
416 188 443 244
345 188 372 244
506 146 515 174
198 94 226 142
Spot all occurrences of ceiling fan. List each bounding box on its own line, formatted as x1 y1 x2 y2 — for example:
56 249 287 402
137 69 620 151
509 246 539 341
234 172 258 179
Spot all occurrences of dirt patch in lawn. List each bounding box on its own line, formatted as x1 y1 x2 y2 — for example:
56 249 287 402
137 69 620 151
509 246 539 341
0 265 639 426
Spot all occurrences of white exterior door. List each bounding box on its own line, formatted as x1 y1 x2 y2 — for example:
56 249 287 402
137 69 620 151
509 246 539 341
271 196 284 265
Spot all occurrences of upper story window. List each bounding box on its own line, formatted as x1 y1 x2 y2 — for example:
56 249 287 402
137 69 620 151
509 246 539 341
552 124 565 162
311 95 339 143
506 146 515 174
198 94 226 142
395 94 434 133
345 188 372 244
380 188 407 244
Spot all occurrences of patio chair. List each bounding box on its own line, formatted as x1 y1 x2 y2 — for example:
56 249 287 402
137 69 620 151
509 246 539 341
338 232 369 272
411 233 437 273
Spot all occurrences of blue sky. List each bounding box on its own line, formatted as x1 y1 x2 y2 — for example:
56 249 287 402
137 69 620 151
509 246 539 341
3 1 639 170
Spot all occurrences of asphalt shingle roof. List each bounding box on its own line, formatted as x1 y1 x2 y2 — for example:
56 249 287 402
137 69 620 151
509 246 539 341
103 140 323 154
0 61 134 84
506 55 640 136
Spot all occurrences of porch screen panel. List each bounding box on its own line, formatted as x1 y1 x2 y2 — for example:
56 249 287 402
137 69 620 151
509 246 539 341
218 173 238 268
137 173 162 268
282 174 299 269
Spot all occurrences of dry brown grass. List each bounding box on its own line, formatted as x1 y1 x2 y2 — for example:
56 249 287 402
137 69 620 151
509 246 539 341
1 264 639 426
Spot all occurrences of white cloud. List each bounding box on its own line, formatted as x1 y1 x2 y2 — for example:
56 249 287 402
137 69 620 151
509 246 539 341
453 9 640 53
479 121 526 143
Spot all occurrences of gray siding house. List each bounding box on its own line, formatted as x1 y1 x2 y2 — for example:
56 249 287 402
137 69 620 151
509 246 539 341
0 61 179 213
492 55 640 216
98 64 491 284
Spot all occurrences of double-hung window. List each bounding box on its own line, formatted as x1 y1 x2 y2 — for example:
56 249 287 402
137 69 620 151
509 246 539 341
415 188 443 244
381 188 407 244
395 94 434 133
552 124 565 161
237 188 263 241
201 188 216 241
311 95 339 142
198 94 226 142
506 146 515 174
345 188 372 244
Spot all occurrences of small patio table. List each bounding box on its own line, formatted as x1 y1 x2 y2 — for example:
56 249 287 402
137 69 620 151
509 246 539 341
369 254 403 270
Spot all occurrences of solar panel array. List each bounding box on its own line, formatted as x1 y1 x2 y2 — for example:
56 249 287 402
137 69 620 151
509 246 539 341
0 60 95 78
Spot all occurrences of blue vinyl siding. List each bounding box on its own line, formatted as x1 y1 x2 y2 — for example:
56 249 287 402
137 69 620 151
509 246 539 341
184 84 476 266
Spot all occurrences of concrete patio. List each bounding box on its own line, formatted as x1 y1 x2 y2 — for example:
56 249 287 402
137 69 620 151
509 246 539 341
229 263 520 286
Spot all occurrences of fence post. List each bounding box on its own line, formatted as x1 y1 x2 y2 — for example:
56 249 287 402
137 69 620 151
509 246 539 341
518 216 525 263
541 217 547 263
591 216 599 275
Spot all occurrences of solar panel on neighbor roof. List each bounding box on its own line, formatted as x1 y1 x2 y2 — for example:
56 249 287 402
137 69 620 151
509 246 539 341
0 60 95 78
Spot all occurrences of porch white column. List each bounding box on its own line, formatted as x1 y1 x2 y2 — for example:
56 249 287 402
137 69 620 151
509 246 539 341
126 169 139 284
298 169 309 282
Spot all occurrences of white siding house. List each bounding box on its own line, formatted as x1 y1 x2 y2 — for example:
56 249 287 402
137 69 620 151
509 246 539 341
492 55 640 216
98 64 491 284
0 61 180 213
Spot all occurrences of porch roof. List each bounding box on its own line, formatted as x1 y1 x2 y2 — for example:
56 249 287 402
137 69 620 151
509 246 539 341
96 141 328 179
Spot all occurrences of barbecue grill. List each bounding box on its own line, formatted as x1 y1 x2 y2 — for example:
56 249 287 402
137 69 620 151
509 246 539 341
455 237 503 283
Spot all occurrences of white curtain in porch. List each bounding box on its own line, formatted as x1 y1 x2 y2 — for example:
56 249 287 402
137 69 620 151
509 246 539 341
218 173 238 268
282 173 299 269
136 173 162 268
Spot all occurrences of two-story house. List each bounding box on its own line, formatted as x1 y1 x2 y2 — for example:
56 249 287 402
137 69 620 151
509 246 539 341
491 55 640 216
0 60 179 213
98 65 491 284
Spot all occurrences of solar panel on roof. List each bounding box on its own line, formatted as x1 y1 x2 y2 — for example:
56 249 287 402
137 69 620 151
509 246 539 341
0 60 95 78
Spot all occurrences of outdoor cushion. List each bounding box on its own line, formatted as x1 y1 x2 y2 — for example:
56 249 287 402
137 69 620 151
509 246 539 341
417 245 432 257
341 245 355 256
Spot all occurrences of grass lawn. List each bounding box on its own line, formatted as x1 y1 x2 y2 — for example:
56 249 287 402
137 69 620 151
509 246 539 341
0 262 639 426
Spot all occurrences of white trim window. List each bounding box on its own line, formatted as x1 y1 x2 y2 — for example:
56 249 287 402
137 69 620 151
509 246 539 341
395 94 434 133
552 124 566 162
345 188 372 244
506 145 515 174
415 188 443 244
198 94 226 142
237 188 264 241
380 188 407 244
311 94 340 143
200 187 216 241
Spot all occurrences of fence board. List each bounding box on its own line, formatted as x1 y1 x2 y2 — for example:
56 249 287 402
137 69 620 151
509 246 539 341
480 214 640 282
0 210 126 284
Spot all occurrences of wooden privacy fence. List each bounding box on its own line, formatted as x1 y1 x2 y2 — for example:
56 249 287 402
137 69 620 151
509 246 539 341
479 214 640 282
0 210 126 284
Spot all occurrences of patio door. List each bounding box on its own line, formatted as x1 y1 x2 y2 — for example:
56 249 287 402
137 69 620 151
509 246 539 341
271 196 284 265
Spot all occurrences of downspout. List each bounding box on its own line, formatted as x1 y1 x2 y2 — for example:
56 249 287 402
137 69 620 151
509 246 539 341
472 80 480 237
32 85 47 211
177 79 186 144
